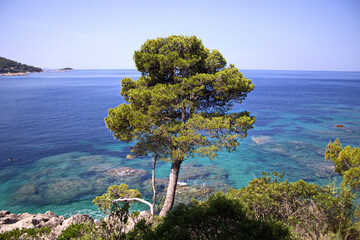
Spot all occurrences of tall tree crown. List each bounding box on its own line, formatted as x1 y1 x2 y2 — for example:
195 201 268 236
133 35 225 86
106 35 255 161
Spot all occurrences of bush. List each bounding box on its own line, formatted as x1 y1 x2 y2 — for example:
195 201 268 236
0 226 51 240
126 192 291 240
226 172 359 239
57 223 90 240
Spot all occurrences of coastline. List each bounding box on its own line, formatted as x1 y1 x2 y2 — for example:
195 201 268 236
0 210 93 238
0 69 73 76
0 72 30 76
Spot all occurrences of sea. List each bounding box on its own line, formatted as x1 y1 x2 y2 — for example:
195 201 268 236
0 69 359 219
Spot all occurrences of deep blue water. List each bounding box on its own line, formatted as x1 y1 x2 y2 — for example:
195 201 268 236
0 69 359 218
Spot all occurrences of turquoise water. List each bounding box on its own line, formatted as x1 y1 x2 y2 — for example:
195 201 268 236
0 69 359 218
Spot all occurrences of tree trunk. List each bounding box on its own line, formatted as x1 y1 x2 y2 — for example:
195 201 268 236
159 158 182 216
152 155 157 215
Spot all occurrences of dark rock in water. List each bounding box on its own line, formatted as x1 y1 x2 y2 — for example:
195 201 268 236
0 210 93 238
105 167 148 179
141 161 231 208
142 178 189 193
178 161 228 183
76 155 107 167
308 163 336 178
174 185 216 205
14 182 42 204
14 178 94 205
46 178 93 204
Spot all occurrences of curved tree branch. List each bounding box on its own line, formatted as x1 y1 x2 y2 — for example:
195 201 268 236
113 198 154 215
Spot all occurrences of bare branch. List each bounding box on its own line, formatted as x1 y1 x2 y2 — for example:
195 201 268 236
113 198 154 215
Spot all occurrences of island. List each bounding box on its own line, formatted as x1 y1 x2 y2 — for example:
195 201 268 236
59 67 73 71
0 57 42 76
57 67 73 72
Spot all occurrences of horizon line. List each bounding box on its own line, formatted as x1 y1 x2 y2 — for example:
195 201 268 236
42 68 360 73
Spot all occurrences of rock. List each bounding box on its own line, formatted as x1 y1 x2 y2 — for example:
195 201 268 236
251 136 272 145
0 72 28 76
308 163 336 178
142 161 229 194
46 178 93 204
125 211 152 233
0 210 10 218
177 181 187 186
14 182 41 204
53 214 93 237
0 210 93 238
76 155 107 167
46 216 63 229
32 213 50 226
178 161 228 183
45 211 58 218
105 167 148 179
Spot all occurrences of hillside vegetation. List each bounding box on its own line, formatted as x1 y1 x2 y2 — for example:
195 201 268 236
0 57 42 74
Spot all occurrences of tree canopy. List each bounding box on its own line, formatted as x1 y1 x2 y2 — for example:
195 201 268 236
105 35 255 216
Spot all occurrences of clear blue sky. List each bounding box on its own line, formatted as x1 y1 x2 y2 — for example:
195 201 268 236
1 0 359 71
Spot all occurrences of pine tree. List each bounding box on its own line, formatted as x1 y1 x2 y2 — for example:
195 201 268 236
105 35 255 216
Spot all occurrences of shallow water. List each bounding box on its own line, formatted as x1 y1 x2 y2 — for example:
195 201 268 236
0 69 359 218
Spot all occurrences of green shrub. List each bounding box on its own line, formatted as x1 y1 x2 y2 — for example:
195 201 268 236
57 223 89 240
0 226 51 240
126 192 291 240
226 172 359 239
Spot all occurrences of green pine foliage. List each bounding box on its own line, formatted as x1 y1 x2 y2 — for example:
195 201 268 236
92 184 142 215
325 139 360 190
106 35 255 162
105 35 255 215
226 172 359 239
0 56 42 74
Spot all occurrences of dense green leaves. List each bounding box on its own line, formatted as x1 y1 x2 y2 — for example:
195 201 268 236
93 184 142 215
0 226 51 240
106 35 255 215
127 193 291 240
105 35 255 162
133 36 211 85
325 139 360 190
226 172 359 239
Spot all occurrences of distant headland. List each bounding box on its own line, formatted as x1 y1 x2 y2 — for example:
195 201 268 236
0 57 42 76
0 57 75 76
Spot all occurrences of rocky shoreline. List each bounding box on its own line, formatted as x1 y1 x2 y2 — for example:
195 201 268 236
0 72 30 76
0 209 153 239
0 210 93 238
0 68 73 76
